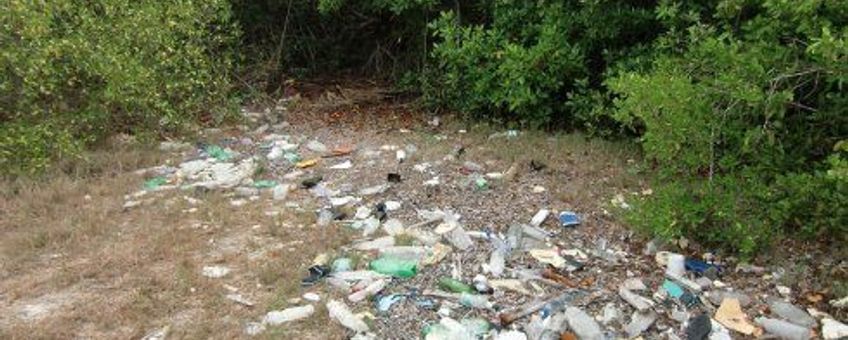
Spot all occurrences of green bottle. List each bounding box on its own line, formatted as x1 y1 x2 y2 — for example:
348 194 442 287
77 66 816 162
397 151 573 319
370 257 417 278
438 277 474 293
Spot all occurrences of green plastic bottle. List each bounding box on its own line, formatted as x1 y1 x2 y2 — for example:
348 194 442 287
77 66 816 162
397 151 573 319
438 277 475 293
370 257 417 278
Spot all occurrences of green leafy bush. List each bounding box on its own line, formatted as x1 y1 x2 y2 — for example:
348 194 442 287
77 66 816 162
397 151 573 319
426 1 659 127
610 0 848 254
1 0 238 175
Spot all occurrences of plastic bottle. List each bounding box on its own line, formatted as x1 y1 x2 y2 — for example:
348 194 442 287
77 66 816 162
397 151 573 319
439 277 475 293
379 246 427 262
767 299 816 328
370 257 417 278
348 279 387 303
564 307 603 340
459 292 492 309
327 299 369 332
263 305 315 325
488 248 505 277
756 317 811 340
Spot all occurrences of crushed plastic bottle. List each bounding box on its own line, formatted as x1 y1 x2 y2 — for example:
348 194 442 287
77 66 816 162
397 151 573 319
379 246 427 262
348 279 387 303
370 257 417 278
564 307 603 340
767 298 816 328
332 258 353 273
439 277 474 293
459 292 493 309
756 317 811 340
327 299 369 332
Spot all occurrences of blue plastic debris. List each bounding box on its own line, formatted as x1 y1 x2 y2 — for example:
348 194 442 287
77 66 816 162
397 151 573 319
558 211 581 227
662 280 684 299
376 294 403 312
685 259 721 276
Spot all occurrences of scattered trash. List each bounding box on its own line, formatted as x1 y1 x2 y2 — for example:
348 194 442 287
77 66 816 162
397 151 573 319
244 322 266 336
303 292 321 302
529 249 567 269
666 253 686 277
226 294 255 307
263 305 315 325
822 318 848 339
349 279 387 303
768 298 816 328
685 258 721 279
756 317 810 340
327 299 370 333
686 314 712 340
330 160 353 169
143 176 168 190
300 175 323 189
301 265 330 286
205 144 232 161
473 177 488 190
387 173 402 183
439 277 474 293
272 184 291 200
619 286 654 312
201 265 231 278
296 158 319 168
624 310 657 338
558 211 580 227
662 280 684 298
252 179 277 188
529 209 550 227
332 258 353 273
494 330 527 340
715 298 758 335
306 140 328 153
377 294 403 312
564 307 603 340
472 275 493 294
370 257 417 278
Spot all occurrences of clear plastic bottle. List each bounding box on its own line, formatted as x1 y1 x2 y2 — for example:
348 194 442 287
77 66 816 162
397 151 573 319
459 292 492 309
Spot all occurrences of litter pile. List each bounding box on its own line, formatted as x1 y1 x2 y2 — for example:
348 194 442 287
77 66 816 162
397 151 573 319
128 110 847 339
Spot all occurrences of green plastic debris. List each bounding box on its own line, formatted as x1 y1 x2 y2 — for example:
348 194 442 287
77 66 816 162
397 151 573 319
205 144 232 161
663 279 684 298
474 177 488 190
369 257 417 278
438 277 475 293
144 176 168 190
332 258 353 273
253 180 277 189
283 152 301 164
460 318 491 337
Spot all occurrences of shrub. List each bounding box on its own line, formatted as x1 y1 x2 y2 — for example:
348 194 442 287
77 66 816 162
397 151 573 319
426 1 660 127
1 0 238 175
610 0 848 254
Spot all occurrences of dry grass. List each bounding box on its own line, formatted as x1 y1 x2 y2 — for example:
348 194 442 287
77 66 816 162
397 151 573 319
0 114 645 339
0 141 351 339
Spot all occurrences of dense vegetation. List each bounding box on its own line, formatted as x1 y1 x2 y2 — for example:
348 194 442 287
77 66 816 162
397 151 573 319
2 0 845 254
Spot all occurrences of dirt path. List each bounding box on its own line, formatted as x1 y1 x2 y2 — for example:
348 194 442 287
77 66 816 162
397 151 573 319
1 91 845 339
